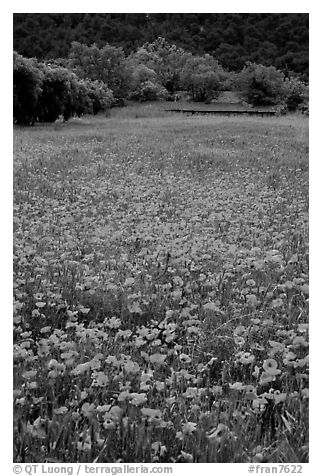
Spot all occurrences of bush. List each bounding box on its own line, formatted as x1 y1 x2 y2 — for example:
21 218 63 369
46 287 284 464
68 42 129 103
37 68 114 122
13 52 43 125
237 62 286 106
180 55 225 102
36 66 74 122
13 52 114 125
131 38 190 94
284 77 308 112
297 102 309 115
83 79 114 114
126 62 169 102
274 104 288 116
128 80 168 102
62 76 90 120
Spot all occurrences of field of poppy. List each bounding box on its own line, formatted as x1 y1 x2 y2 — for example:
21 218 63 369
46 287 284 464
13 109 309 463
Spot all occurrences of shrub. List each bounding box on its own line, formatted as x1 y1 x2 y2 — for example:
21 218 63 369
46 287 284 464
274 104 288 116
284 77 308 112
62 76 90 121
126 59 171 102
13 52 114 124
68 42 129 103
131 37 190 94
297 101 309 116
128 80 168 102
83 79 114 114
13 52 43 125
180 55 225 102
237 62 286 106
127 63 158 97
36 66 74 122
38 70 114 121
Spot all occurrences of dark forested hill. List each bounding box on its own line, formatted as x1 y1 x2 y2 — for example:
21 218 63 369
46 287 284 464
13 13 309 78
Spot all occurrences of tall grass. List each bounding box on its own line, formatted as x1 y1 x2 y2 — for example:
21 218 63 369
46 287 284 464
13 111 309 463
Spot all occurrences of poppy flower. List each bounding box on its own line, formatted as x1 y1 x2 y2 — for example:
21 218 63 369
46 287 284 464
207 423 229 443
182 421 197 435
259 371 276 385
239 352 255 365
262 358 281 375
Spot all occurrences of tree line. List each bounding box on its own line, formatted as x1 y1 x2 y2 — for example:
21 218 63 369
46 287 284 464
13 13 308 80
13 52 114 125
13 38 309 125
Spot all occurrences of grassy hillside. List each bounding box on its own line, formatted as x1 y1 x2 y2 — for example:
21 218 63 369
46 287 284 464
13 110 308 463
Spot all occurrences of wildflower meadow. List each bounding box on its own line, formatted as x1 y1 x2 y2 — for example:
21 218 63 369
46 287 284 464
13 107 309 463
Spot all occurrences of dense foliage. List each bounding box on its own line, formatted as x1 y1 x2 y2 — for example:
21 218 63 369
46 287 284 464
283 77 309 112
13 13 309 79
69 41 128 102
13 52 43 125
126 64 162 101
236 62 288 106
131 37 190 94
14 39 309 124
180 54 226 102
13 14 309 117
13 52 114 125
235 62 309 110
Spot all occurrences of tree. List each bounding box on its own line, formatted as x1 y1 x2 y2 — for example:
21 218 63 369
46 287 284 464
14 14 309 79
13 52 43 125
125 61 168 101
82 79 114 114
214 43 246 71
132 37 190 94
36 65 73 122
13 52 114 125
127 63 157 88
283 76 308 111
129 81 168 102
68 41 129 102
180 54 226 102
62 77 91 120
37 65 114 121
236 62 286 106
